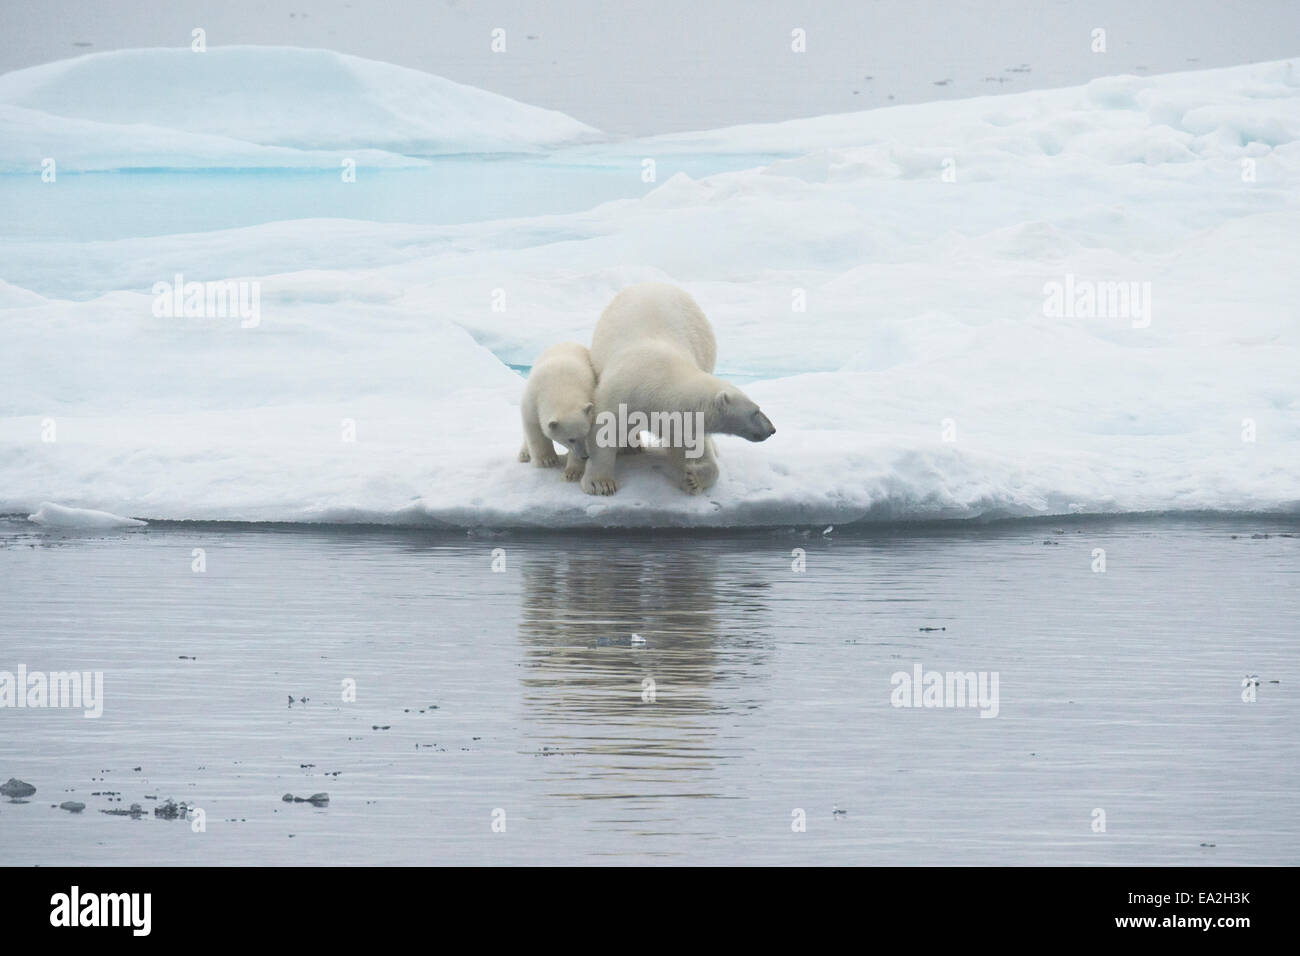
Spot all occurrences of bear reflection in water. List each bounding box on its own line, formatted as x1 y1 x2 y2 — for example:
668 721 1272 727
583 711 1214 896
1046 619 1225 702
517 542 773 729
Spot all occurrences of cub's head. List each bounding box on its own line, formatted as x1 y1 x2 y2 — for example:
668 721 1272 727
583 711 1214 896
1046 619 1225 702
547 403 595 459
714 387 776 442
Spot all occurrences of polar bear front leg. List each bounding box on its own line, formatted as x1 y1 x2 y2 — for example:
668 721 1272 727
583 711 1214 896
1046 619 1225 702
580 441 619 495
674 438 719 494
524 417 559 468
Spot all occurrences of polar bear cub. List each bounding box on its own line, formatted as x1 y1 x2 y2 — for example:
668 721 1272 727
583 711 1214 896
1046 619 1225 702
518 341 596 481
582 282 775 496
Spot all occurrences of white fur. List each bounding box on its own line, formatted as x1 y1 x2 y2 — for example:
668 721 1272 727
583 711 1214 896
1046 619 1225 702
518 341 595 481
582 283 775 496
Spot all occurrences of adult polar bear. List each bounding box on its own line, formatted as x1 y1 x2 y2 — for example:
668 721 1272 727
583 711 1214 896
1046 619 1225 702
581 283 775 496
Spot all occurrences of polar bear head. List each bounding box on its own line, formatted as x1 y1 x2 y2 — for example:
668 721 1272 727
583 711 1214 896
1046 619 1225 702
712 386 776 442
547 403 595 460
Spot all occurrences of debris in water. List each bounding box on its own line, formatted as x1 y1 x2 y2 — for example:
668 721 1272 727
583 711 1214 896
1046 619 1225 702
1 778 36 799
282 792 329 806
154 799 192 819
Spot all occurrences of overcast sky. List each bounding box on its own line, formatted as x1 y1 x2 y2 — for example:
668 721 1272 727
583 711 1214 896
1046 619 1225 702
3 0 1297 135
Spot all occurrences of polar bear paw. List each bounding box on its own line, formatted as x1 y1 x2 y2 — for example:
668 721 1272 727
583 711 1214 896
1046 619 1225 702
681 462 718 495
581 473 619 496
533 448 560 468
564 456 586 482
518 444 531 463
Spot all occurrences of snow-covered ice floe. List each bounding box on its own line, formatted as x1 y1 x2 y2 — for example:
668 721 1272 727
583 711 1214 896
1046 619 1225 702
0 52 1297 527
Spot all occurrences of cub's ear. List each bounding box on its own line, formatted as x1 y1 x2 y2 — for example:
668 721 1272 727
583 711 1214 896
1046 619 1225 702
548 420 558 431
583 402 594 417
715 390 732 407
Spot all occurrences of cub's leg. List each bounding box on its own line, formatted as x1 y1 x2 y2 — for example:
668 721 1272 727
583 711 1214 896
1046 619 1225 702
563 453 587 482
523 417 559 467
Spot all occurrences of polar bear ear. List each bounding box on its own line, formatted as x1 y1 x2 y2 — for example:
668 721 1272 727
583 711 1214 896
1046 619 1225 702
583 402 594 418
547 420 558 431
715 390 732 408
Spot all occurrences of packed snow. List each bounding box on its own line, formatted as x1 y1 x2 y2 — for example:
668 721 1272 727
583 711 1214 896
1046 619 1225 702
0 51 1297 527
0 102 428 172
0 46 600 170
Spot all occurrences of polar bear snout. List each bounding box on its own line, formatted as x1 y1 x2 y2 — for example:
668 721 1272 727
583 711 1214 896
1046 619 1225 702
745 410 777 442
713 387 775 442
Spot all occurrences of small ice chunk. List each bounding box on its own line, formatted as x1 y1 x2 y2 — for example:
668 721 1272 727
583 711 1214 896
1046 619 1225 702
27 502 146 529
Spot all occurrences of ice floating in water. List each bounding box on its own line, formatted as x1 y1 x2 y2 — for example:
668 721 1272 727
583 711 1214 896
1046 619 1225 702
28 503 146 529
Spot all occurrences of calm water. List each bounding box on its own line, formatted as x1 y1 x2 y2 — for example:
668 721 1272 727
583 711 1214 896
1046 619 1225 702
1 515 1297 865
